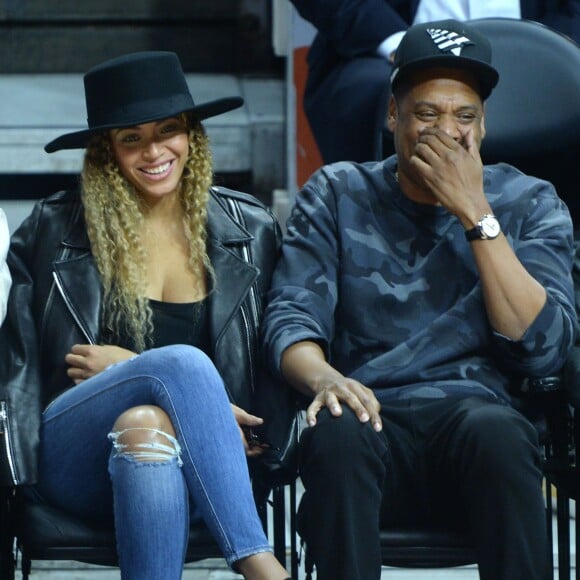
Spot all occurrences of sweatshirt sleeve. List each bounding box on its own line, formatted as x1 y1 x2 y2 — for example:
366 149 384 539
491 179 577 377
262 167 341 378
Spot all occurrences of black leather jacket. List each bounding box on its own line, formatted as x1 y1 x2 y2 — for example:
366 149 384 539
0 186 282 486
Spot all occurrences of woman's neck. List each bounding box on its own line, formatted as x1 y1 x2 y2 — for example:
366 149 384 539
142 192 184 224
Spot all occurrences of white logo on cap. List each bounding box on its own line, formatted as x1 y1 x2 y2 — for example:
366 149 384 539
427 28 472 56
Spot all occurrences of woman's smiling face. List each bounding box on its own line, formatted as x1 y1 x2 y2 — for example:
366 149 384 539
110 116 189 204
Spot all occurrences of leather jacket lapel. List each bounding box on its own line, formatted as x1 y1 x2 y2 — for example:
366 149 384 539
53 255 102 345
49 190 260 351
53 209 102 345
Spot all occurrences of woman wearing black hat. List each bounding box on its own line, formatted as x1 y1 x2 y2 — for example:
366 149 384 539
0 51 290 579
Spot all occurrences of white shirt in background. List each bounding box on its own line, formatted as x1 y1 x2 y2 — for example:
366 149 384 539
378 0 521 58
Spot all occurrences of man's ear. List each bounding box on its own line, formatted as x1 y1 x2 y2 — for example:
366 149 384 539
386 95 397 133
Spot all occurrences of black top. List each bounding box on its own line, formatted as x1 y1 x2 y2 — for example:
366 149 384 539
150 298 209 352
107 298 210 354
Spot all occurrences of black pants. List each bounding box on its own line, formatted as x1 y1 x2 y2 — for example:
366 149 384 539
303 55 393 164
298 396 550 580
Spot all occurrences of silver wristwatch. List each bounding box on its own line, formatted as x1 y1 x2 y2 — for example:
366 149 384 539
465 214 501 241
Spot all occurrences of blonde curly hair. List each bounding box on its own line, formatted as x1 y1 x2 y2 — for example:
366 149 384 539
80 116 214 352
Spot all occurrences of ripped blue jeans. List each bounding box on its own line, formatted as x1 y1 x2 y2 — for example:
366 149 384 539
29 345 271 578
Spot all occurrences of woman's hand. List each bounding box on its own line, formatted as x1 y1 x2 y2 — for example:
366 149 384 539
231 404 268 458
65 344 136 384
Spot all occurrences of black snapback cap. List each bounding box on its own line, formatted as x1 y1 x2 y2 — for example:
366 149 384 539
390 19 499 100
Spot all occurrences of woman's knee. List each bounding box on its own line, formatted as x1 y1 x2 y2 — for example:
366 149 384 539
143 344 212 371
138 345 223 390
109 405 181 463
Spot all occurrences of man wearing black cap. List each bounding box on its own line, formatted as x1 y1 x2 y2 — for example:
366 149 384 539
291 0 580 164
262 18 576 580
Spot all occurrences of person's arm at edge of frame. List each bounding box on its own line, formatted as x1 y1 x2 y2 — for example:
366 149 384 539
0 199 48 486
0 208 11 325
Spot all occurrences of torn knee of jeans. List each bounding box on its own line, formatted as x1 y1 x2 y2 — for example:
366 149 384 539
108 427 183 466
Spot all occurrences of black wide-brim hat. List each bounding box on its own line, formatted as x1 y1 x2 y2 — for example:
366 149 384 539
391 19 499 100
45 51 244 153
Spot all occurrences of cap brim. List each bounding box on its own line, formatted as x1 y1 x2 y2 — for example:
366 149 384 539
45 96 244 153
391 56 499 100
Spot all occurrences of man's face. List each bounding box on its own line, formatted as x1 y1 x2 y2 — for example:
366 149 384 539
387 68 485 191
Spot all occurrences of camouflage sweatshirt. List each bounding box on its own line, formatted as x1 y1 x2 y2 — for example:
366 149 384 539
262 156 577 405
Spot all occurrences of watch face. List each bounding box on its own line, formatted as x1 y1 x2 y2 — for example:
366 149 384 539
480 216 501 238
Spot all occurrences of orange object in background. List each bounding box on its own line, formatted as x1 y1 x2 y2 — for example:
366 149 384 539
292 45 323 187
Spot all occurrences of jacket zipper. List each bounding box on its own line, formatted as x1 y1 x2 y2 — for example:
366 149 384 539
241 247 260 328
0 401 17 485
225 198 262 393
39 241 73 353
52 271 95 345
49 209 95 345
240 303 256 393
225 198 261 322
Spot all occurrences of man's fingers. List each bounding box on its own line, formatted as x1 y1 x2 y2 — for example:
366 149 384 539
409 154 432 180
337 389 370 423
344 386 383 429
464 127 478 157
307 381 383 431
358 390 383 431
369 409 383 431
307 392 343 427
414 138 442 163
418 127 459 147
306 398 323 427
326 392 343 417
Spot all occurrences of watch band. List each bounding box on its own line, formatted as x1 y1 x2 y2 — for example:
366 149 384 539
465 226 483 241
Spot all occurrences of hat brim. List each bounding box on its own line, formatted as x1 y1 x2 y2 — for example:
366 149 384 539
391 56 499 100
45 96 244 153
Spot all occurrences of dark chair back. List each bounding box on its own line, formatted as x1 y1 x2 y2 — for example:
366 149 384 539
475 18 580 212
